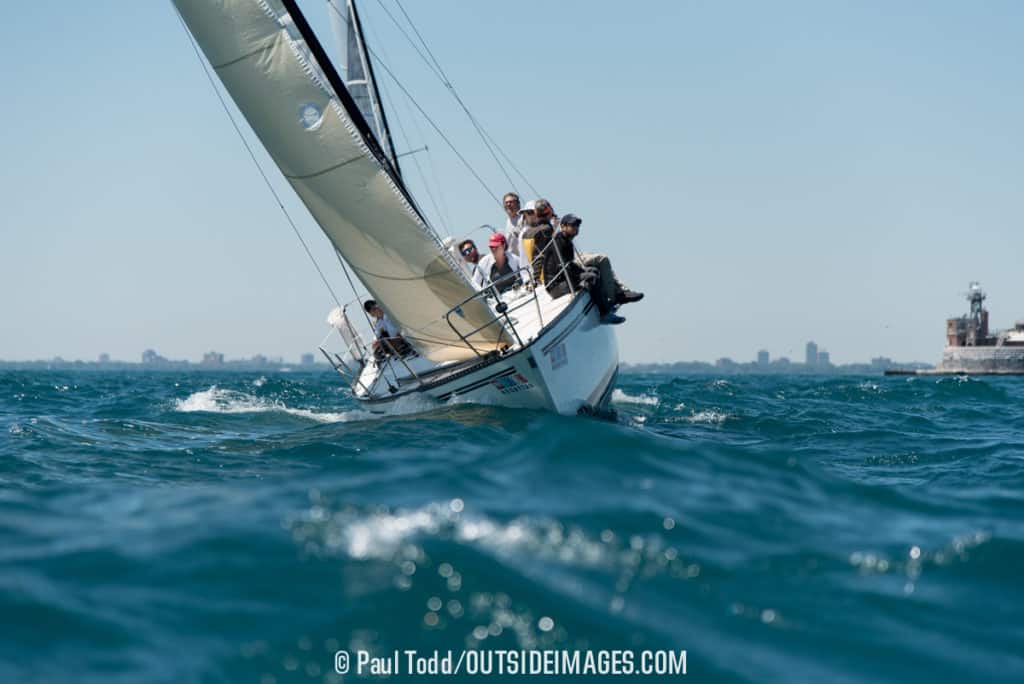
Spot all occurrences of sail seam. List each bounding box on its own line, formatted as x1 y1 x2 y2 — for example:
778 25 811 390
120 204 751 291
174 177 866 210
350 264 462 282
283 154 366 180
211 45 271 70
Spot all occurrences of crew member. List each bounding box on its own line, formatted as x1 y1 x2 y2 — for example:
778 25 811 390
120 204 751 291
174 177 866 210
542 214 643 324
363 300 411 358
458 238 483 288
521 199 555 283
502 192 526 255
475 233 523 293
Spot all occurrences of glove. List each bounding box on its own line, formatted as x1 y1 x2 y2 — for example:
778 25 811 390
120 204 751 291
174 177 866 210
579 267 599 288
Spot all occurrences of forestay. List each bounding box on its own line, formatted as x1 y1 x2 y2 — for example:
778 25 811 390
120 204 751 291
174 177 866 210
173 0 506 362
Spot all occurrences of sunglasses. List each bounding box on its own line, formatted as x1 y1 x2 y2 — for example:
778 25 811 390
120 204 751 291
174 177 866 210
460 246 476 255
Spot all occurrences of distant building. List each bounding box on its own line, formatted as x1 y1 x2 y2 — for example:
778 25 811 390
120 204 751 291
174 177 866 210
300 353 315 365
870 356 894 370
937 282 1024 372
818 350 831 367
201 351 224 366
715 357 737 370
773 356 791 368
250 354 268 365
98 353 110 364
141 349 164 364
805 341 818 366
757 350 770 368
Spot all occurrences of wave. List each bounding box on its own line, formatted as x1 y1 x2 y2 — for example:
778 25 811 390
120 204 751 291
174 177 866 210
5 370 1024 683
173 386 363 423
684 409 730 425
611 389 660 406
290 499 692 581
172 385 450 424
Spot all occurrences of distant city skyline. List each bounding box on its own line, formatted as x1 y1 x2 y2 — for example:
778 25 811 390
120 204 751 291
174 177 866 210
0 338 923 373
0 349 321 368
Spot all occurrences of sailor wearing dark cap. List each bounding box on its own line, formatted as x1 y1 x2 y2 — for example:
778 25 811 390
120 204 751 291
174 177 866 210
543 214 643 324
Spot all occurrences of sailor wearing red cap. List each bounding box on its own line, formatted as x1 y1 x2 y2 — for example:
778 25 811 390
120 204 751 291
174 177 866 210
473 232 524 293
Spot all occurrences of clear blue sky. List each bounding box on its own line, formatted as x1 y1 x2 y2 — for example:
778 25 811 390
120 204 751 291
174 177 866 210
1 1 1021 364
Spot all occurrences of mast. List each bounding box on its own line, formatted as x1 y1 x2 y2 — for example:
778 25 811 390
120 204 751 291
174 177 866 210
345 0 402 176
280 0 411 208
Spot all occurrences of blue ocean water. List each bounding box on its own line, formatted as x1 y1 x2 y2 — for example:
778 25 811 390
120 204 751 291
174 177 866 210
1 370 1022 683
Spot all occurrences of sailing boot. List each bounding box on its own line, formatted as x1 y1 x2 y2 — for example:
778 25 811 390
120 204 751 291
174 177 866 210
616 289 644 305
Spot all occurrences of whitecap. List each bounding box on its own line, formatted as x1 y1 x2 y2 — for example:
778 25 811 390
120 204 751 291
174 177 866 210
291 501 686 578
173 386 366 423
686 410 729 425
611 389 660 406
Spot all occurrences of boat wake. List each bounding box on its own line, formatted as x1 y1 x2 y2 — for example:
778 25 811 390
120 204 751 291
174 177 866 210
172 385 451 423
174 386 363 423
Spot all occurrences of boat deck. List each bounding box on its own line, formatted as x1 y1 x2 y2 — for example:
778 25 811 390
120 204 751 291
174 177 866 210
356 286 579 397
497 285 575 345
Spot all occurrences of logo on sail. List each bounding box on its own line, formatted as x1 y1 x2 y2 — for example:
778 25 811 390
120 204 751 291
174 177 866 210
298 102 324 131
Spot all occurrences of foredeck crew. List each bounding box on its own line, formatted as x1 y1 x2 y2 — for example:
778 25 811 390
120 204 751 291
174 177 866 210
363 300 411 359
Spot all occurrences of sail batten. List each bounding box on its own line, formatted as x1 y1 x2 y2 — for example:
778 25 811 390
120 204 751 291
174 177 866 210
174 0 505 362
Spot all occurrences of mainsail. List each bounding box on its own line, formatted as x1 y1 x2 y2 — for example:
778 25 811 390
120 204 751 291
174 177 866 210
329 0 399 170
173 0 505 362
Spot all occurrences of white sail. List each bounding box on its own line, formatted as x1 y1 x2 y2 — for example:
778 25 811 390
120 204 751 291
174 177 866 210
326 306 365 360
174 0 506 362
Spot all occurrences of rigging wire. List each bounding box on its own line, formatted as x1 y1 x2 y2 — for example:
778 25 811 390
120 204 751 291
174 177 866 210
332 248 378 352
354 1 453 235
366 17 454 236
476 118 541 200
416 113 455 233
362 2 456 236
386 0 539 199
174 7 343 310
326 1 500 204
377 0 518 196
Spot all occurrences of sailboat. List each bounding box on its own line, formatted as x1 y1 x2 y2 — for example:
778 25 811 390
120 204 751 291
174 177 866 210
173 0 620 415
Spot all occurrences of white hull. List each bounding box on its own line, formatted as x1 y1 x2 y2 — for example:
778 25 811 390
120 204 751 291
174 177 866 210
355 293 619 415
